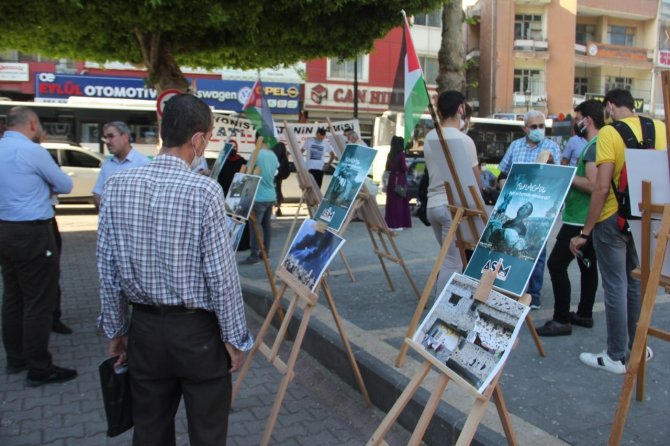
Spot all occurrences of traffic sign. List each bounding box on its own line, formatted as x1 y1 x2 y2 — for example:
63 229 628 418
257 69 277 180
156 89 182 117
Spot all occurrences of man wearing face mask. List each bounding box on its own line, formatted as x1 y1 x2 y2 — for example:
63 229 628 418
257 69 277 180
423 91 482 298
97 94 252 444
497 110 561 309
538 100 602 337
570 89 666 374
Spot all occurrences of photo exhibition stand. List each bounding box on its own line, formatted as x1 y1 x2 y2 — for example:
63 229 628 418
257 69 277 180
281 123 356 282
395 96 545 368
325 118 421 298
368 269 528 446
231 235 371 446
608 203 670 445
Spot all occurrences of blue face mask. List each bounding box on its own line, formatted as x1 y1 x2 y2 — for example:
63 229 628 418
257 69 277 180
528 128 545 143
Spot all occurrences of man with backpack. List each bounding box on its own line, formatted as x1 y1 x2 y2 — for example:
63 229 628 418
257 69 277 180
570 89 666 374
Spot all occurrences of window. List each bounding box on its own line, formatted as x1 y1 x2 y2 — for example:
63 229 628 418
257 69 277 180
514 69 542 95
605 76 632 92
419 56 439 86
574 77 589 95
414 8 442 27
576 24 596 45
62 150 101 168
514 14 543 40
327 55 367 81
608 25 636 47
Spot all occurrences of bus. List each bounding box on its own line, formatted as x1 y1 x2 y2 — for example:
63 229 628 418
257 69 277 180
371 110 564 184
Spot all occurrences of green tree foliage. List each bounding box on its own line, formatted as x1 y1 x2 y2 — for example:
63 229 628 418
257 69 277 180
0 0 442 92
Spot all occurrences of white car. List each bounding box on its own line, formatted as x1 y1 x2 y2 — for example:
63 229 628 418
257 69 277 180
43 142 105 203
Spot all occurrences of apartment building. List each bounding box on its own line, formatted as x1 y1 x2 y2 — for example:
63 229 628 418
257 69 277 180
468 0 664 117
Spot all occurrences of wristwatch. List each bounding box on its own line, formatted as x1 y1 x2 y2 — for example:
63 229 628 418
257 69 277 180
579 230 590 239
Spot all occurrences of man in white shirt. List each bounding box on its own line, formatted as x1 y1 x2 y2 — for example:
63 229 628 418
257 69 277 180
92 121 150 209
301 128 335 188
423 91 481 295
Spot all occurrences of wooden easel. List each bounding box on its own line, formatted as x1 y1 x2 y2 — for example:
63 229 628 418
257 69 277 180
368 270 527 446
281 123 356 281
608 204 670 445
240 137 279 303
324 118 421 297
395 98 545 367
231 262 371 445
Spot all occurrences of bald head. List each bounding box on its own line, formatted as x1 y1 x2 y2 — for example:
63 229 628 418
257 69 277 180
6 107 42 141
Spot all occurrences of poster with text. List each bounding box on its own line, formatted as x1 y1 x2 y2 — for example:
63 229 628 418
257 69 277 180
224 173 261 221
464 163 575 296
413 273 530 394
209 142 234 181
280 219 346 292
314 144 377 232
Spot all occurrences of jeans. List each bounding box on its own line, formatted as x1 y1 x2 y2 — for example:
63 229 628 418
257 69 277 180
593 213 641 361
527 247 546 305
547 224 598 323
426 205 462 296
249 201 274 259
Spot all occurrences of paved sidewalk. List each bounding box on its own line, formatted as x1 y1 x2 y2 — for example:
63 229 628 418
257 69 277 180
0 208 410 445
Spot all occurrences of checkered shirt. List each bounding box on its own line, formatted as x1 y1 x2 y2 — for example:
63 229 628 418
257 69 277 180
498 136 562 174
97 155 253 350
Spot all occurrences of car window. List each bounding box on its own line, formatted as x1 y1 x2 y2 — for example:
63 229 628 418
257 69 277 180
62 150 101 168
46 149 60 166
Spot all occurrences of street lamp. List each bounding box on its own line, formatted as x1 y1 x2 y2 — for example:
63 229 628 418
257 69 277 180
524 89 532 112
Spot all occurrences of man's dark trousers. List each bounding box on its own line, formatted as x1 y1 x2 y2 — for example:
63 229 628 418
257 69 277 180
0 221 59 372
128 307 232 446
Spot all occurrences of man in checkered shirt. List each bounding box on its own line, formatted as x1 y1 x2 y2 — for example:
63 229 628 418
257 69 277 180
97 94 252 445
497 110 561 310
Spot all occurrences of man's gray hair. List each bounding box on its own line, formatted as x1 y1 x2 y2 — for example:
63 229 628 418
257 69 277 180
524 110 546 125
6 107 38 128
103 121 131 138
348 130 358 139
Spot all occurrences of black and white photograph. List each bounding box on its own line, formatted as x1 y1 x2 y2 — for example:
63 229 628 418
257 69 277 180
224 172 261 220
224 216 245 252
280 219 346 292
413 273 530 394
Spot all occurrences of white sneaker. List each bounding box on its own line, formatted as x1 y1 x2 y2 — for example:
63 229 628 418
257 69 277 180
579 350 626 374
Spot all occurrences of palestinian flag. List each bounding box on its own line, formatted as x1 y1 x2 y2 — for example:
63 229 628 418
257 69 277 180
243 79 277 147
391 13 430 144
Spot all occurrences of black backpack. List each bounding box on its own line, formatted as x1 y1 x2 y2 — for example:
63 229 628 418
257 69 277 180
609 116 655 231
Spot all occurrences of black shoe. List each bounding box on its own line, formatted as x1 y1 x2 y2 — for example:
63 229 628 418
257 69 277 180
536 320 572 337
6 362 27 374
569 312 594 328
52 320 73 334
26 366 77 387
239 256 261 265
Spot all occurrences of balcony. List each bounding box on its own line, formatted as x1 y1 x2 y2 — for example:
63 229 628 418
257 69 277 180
515 0 551 5
512 91 547 108
514 39 549 60
576 41 653 69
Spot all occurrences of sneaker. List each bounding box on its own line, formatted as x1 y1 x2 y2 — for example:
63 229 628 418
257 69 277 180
569 311 594 328
25 366 77 387
579 350 626 374
529 296 541 310
239 256 261 265
626 346 654 363
536 320 572 337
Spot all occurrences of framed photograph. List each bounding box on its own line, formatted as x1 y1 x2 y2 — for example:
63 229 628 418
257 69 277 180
464 163 575 296
280 219 346 292
209 142 234 181
224 217 245 252
413 273 530 394
314 144 377 232
224 173 261 220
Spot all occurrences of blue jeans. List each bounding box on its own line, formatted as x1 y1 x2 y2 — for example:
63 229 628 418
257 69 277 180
249 201 274 259
593 214 641 361
426 205 462 296
526 246 546 305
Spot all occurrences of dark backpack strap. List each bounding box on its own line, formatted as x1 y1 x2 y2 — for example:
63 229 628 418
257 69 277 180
639 115 655 149
611 120 641 149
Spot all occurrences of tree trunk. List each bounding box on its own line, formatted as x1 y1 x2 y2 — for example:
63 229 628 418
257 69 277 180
134 31 189 94
436 0 465 93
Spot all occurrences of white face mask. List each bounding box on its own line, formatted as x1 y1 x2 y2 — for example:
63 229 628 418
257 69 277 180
190 135 206 170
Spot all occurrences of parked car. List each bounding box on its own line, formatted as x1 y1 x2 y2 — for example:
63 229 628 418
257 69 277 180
43 142 105 203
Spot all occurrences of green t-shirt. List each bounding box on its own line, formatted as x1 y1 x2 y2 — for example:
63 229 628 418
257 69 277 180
562 136 596 225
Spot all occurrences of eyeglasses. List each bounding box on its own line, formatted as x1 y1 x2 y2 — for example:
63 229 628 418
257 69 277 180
101 133 119 141
528 124 545 130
